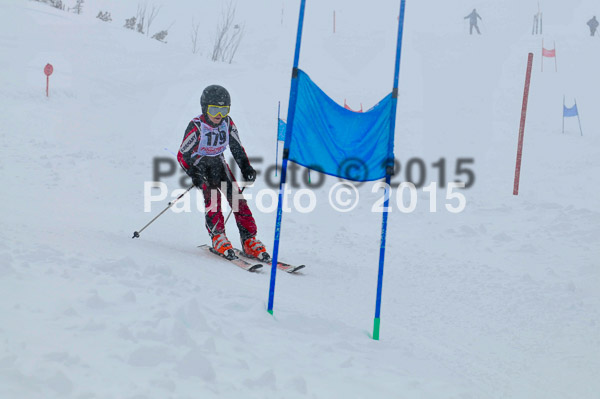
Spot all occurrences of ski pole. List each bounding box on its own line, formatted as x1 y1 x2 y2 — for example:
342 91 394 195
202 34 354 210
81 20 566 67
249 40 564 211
209 186 246 235
132 185 194 238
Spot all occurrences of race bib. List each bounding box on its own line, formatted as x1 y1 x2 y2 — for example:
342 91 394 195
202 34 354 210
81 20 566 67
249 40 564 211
193 120 229 157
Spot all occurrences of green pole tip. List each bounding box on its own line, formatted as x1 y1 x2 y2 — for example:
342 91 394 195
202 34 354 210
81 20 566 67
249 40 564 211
373 317 381 340
267 309 273 315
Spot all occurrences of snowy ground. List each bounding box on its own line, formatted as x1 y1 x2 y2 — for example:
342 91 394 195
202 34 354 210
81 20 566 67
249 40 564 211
1 0 599 398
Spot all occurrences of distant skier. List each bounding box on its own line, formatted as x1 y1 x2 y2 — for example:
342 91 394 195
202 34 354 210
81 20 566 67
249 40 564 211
532 8 543 35
587 16 598 36
177 85 270 261
464 8 482 35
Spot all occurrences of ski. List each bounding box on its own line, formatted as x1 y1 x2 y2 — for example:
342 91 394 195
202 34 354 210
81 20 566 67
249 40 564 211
198 245 263 272
233 249 306 273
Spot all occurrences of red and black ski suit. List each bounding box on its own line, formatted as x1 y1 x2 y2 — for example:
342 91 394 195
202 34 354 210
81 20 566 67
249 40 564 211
177 114 257 243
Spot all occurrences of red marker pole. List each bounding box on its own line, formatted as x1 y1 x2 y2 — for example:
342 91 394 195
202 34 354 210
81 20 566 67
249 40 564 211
44 63 54 97
513 53 533 195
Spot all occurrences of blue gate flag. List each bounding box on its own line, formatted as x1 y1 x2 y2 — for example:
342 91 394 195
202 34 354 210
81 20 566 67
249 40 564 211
563 104 578 117
278 117 311 182
288 69 393 182
278 118 287 141
562 97 583 136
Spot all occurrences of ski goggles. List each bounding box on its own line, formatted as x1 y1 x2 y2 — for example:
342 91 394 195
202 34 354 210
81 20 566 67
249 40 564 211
206 105 230 118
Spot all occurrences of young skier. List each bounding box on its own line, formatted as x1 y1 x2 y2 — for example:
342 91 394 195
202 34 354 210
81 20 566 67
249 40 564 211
177 85 270 261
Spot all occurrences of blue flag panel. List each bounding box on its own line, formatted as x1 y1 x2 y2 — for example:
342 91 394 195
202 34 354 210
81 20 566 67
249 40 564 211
277 118 287 141
563 104 578 117
288 69 393 182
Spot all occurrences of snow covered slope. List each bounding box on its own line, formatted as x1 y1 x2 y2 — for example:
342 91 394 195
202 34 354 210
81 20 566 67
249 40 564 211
1 0 599 398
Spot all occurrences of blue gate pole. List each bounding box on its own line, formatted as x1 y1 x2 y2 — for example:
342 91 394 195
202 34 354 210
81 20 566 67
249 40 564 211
268 0 307 315
373 0 407 340
276 101 280 176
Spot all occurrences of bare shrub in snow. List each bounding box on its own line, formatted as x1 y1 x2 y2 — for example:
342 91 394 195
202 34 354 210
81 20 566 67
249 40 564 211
136 3 146 34
146 5 162 37
31 0 65 9
51 0 65 10
152 30 168 43
72 0 83 14
124 17 137 30
211 1 245 64
96 11 112 22
134 3 162 36
191 19 201 54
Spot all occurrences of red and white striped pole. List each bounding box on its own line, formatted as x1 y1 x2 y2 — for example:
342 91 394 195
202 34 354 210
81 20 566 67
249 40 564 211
513 53 533 195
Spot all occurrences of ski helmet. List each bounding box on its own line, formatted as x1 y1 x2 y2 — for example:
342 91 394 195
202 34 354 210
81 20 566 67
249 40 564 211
201 85 231 115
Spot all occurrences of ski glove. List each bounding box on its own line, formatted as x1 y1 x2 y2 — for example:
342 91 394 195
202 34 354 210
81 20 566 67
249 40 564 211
191 175 204 188
242 166 256 182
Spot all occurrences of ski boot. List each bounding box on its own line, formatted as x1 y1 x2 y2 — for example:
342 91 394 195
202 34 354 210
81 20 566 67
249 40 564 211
212 233 235 260
242 236 270 262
